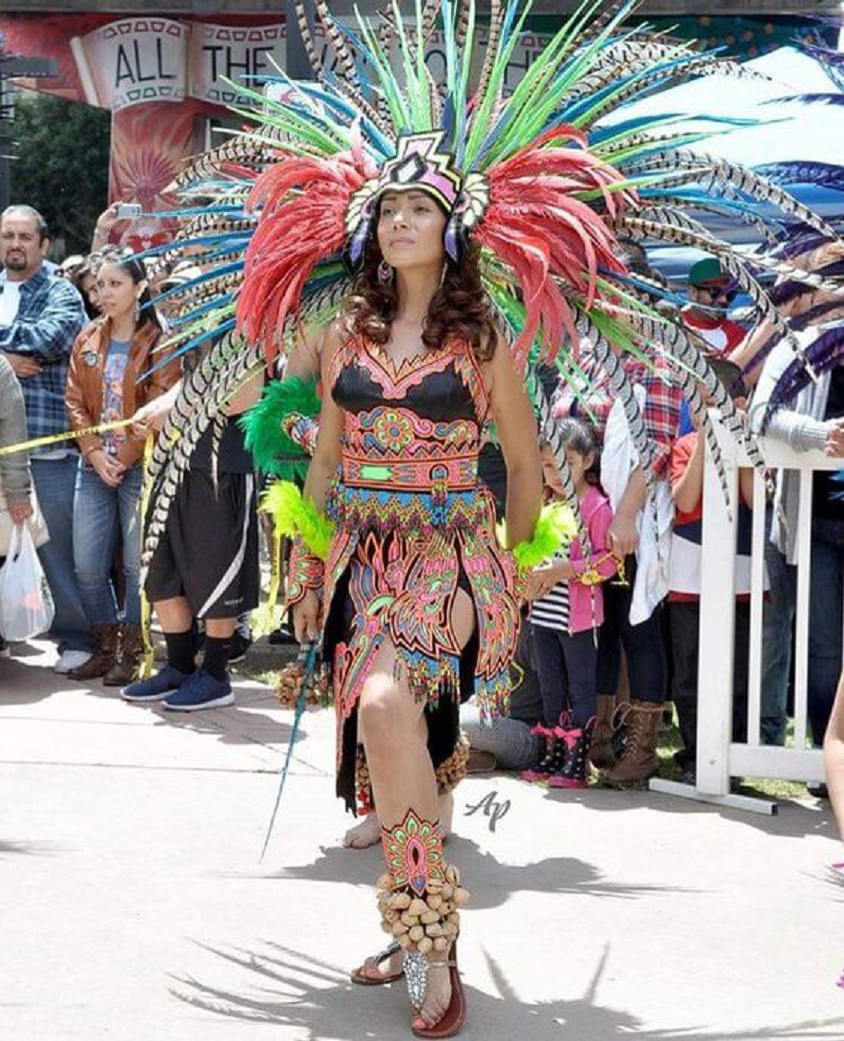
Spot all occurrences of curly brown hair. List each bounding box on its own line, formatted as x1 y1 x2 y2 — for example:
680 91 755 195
345 235 497 362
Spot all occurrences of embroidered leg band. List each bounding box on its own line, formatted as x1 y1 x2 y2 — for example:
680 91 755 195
377 809 469 1010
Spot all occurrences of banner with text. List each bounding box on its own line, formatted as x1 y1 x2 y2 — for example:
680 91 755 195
68 18 551 115
70 18 188 111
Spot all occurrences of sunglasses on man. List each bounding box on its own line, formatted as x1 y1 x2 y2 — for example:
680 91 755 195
700 282 735 302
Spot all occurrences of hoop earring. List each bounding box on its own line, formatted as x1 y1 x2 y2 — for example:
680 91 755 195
439 263 448 289
378 260 394 285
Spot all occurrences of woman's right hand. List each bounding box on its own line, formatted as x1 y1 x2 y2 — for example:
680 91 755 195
292 590 321 643
89 449 125 488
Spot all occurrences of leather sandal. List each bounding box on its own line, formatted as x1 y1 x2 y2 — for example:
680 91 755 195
350 939 405 986
410 940 466 1039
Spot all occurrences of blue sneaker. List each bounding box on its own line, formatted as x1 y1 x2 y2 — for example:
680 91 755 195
162 669 234 712
121 665 189 703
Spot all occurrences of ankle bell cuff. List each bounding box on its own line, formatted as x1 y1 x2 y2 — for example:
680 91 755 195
377 811 468 960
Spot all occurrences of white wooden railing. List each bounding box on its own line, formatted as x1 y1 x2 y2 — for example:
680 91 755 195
651 418 842 812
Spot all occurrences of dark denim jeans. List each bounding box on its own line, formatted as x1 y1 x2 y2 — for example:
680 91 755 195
597 559 667 704
31 456 92 652
72 463 142 627
531 624 598 727
808 517 844 745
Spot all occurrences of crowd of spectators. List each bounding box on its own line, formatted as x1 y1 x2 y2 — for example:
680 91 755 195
0 201 842 796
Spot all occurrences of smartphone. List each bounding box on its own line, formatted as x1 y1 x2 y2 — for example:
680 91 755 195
116 203 142 219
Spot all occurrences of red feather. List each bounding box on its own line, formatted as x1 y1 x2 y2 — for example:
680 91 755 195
237 150 377 366
474 132 636 361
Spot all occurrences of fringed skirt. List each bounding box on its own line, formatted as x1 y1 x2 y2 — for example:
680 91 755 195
322 488 520 812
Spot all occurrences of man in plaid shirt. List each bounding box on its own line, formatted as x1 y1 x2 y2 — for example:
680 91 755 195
554 336 682 785
0 205 90 671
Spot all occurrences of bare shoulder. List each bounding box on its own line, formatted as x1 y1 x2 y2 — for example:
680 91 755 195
480 330 517 397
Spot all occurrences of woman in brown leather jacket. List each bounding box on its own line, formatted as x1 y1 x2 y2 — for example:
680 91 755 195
65 249 179 684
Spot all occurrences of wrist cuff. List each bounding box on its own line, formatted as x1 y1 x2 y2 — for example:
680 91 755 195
286 536 324 607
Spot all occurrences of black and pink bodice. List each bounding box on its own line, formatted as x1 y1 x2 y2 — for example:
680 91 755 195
328 336 491 534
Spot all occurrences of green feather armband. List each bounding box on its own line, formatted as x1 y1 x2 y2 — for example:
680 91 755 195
239 376 321 479
500 501 578 571
262 480 335 560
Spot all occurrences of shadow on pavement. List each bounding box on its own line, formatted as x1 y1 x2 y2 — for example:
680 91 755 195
169 940 844 1041
0 839 63 856
492 771 839 842
269 836 693 908
0 656 73 706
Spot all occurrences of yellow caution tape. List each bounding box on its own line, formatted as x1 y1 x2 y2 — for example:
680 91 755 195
0 418 135 457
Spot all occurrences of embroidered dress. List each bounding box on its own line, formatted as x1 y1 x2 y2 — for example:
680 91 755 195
322 335 520 811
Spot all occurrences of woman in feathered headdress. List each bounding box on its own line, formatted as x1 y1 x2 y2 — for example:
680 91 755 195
134 2 844 1035
276 133 544 1035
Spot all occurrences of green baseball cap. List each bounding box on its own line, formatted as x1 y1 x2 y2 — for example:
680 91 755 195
688 257 727 286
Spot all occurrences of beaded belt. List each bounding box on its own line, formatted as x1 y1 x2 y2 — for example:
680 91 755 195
341 455 478 492
328 483 491 533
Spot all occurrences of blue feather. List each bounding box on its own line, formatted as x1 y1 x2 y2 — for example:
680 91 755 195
599 267 690 309
755 162 844 191
766 93 844 106
260 641 319 859
797 40 844 92
151 261 243 308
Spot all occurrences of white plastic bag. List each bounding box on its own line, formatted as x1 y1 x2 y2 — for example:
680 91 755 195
0 524 55 641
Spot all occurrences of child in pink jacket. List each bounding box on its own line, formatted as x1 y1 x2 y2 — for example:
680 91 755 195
525 419 617 787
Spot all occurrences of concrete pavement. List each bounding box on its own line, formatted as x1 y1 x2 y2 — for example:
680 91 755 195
2 638 844 1041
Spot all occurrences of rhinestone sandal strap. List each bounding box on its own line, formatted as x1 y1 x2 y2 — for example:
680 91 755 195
377 939 402 961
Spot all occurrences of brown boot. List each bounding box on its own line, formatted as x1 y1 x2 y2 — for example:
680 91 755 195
103 624 143 687
68 624 119 681
589 694 617 769
607 700 664 785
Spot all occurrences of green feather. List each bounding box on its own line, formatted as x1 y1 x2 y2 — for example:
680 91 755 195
238 376 321 478
261 480 335 560
501 501 578 570
355 6 410 129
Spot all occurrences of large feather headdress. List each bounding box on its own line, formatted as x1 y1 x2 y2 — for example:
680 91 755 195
139 0 844 563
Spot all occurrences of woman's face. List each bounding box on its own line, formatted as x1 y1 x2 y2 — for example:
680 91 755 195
79 272 100 312
376 189 447 273
96 262 142 322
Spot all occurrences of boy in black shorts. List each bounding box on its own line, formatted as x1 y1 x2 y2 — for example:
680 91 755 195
122 368 263 710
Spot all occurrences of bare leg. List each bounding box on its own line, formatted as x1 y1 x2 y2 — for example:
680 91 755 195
359 589 474 1030
155 596 193 633
206 617 236 639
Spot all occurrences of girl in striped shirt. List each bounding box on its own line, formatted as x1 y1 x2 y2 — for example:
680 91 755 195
525 420 617 785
